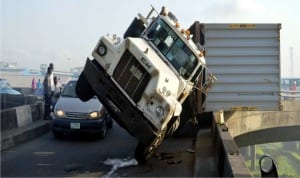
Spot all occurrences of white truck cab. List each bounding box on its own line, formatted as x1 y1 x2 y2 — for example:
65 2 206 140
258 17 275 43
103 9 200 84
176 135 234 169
76 6 215 163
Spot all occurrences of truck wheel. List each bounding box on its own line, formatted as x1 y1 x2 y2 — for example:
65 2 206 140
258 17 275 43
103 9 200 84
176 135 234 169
75 73 95 101
107 116 113 129
134 142 147 165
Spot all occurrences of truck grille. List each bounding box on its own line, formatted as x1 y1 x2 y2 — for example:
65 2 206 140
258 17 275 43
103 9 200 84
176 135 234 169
113 50 150 103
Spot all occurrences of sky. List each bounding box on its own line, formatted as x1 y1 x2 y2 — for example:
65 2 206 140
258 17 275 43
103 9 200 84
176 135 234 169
1 0 300 77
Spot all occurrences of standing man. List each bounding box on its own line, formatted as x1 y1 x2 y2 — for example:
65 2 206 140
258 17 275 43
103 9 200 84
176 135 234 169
49 63 55 94
51 76 61 111
31 77 36 94
43 67 52 120
36 78 42 96
43 63 55 120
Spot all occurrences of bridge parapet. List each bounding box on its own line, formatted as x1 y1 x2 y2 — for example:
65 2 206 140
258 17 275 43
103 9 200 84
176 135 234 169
194 112 252 177
212 120 252 177
222 101 300 147
281 100 300 111
1 94 47 151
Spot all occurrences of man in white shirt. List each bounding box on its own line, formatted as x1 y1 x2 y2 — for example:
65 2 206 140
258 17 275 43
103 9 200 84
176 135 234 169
43 63 55 120
49 63 55 93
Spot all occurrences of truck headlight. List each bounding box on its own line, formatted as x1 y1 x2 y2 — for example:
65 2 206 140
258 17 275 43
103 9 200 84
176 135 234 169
156 106 164 117
97 44 107 56
55 109 65 118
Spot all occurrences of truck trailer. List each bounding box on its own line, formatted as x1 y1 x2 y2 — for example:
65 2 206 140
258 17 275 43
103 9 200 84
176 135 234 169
201 23 281 111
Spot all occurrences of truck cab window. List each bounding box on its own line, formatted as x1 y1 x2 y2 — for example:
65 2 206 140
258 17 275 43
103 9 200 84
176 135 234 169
146 18 198 79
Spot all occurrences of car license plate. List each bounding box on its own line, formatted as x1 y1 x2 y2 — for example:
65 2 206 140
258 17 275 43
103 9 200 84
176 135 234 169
70 122 80 129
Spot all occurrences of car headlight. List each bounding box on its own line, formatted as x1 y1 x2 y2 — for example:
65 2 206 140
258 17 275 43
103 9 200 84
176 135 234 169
89 111 101 119
97 44 107 56
55 109 65 118
156 106 164 117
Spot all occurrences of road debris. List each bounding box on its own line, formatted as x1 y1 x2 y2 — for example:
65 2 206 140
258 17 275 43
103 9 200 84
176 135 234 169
186 148 195 153
102 158 138 177
167 160 182 165
156 152 175 160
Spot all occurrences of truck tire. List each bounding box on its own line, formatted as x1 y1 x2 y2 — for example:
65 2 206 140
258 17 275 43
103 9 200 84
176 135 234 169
134 142 147 165
106 115 113 129
123 17 145 39
75 73 95 102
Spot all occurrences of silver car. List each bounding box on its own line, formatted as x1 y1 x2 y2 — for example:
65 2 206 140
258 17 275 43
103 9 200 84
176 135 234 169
52 79 113 138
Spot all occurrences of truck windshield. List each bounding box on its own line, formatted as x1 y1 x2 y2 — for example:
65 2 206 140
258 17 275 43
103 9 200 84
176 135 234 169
146 18 198 79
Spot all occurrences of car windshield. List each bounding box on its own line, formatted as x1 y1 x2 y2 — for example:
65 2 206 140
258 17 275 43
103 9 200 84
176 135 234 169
61 81 78 98
146 18 198 79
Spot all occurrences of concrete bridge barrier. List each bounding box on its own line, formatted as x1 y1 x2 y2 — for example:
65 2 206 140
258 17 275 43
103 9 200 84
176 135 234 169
222 101 300 147
1 102 44 131
1 94 50 151
212 113 252 177
0 93 42 109
194 112 251 177
204 101 300 177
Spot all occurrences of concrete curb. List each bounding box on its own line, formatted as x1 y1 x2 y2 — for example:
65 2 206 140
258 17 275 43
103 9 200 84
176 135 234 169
1 120 51 151
193 128 218 177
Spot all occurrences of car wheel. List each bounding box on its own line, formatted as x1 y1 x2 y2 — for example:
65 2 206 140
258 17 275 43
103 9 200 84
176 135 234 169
106 115 113 129
75 73 95 102
98 120 107 138
134 142 147 165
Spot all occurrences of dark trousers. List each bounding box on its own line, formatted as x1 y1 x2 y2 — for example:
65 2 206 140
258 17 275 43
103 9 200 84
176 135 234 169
44 94 51 119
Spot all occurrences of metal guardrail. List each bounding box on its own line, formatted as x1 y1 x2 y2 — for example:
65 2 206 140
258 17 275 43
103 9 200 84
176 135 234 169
280 90 300 100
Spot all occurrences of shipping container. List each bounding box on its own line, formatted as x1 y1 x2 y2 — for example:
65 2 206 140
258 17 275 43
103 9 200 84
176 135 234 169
202 23 281 111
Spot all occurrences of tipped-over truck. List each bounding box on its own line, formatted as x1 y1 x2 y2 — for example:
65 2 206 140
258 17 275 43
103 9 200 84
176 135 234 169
75 6 216 164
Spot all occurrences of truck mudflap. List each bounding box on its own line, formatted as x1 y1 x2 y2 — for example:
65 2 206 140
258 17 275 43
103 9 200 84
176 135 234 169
79 59 158 147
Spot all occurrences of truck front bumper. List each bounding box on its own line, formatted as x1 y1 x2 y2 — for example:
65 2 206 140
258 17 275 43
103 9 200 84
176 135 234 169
79 59 157 146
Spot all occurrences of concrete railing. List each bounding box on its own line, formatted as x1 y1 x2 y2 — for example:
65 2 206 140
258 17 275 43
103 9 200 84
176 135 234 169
212 112 251 177
1 101 44 132
1 93 42 110
1 94 47 151
281 90 300 100
223 102 300 148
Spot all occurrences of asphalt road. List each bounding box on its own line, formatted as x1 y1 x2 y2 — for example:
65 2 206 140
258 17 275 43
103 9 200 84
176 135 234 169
1 123 195 177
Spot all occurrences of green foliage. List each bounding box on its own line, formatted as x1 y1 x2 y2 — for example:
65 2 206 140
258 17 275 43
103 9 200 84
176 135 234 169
291 152 300 161
240 142 300 178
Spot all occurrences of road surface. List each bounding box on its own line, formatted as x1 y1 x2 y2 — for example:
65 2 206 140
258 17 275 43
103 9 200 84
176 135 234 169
1 123 195 177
